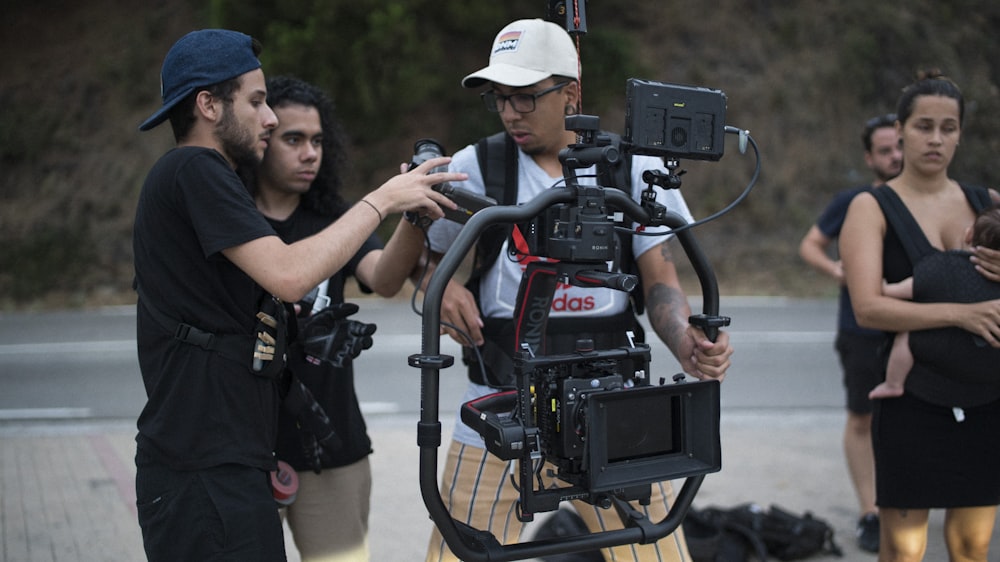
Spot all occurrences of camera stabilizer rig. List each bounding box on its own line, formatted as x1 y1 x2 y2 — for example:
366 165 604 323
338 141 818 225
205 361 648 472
409 93 756 559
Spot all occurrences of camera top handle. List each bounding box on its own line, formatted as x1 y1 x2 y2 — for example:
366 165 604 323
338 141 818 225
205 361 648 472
411 185 727 561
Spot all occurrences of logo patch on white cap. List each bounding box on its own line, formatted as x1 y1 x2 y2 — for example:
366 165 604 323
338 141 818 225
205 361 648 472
493 30 524 54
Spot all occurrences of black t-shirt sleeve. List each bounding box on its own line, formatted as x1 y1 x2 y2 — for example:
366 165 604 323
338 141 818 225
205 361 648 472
177 150 275 258
816 187 866 239
348 231 384 294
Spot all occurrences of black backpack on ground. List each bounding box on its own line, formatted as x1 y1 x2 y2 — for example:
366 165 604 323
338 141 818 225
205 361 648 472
683 504 843 561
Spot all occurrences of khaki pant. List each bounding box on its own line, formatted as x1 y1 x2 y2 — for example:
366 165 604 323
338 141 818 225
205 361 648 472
425 441 690 562
282 457 372 562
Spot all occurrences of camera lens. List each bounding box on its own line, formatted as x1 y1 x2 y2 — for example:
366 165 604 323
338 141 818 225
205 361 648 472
411 138 449 192
412 138 446 168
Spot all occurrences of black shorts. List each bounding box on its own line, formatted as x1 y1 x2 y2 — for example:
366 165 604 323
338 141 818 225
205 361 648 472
136 451 285 562
834 331 887 414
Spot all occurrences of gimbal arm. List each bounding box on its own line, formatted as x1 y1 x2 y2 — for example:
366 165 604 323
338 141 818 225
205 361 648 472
601 189 726 341
411 184 722 561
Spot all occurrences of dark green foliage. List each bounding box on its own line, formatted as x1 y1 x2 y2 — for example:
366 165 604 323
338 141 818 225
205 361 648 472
208 1 642 158
0 226 95 302
0 97 60 166
209 1 508 140
4 0 1000 306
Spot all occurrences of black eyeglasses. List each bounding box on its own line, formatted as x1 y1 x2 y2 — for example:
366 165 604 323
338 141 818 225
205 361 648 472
481 82 569 114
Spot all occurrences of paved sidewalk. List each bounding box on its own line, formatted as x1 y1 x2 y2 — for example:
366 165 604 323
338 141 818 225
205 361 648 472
4 409 997 561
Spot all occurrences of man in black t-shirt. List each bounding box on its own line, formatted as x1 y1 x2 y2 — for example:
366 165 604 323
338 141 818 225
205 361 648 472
134 30 464 561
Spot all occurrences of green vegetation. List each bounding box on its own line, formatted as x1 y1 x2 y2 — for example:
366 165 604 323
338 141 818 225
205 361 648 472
2 0 998 308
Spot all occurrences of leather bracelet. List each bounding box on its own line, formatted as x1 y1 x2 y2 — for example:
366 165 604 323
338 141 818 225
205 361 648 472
359 199 383 222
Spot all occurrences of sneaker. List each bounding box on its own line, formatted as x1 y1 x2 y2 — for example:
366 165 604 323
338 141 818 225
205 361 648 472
856 512 879 553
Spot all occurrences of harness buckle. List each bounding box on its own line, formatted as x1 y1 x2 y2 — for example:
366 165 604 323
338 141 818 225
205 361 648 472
174 323 215 349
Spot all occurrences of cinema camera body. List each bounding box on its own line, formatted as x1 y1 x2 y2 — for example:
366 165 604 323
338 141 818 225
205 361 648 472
463 342 722 516
414 75 741 560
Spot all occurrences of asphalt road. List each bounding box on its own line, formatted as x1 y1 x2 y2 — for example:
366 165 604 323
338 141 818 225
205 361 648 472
0 296 843 422
3 297 998 561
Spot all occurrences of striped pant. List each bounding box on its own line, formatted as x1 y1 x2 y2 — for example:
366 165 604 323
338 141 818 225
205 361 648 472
425 440 691 562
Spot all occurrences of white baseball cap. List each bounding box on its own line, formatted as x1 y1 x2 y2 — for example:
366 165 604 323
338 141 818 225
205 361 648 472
462 19 579 89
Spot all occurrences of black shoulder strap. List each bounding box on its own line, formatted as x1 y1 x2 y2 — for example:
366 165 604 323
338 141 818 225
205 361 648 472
873 183 993 267
476 132 518 206
960 182 992 213
468 133 518 292
871 185 935 265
